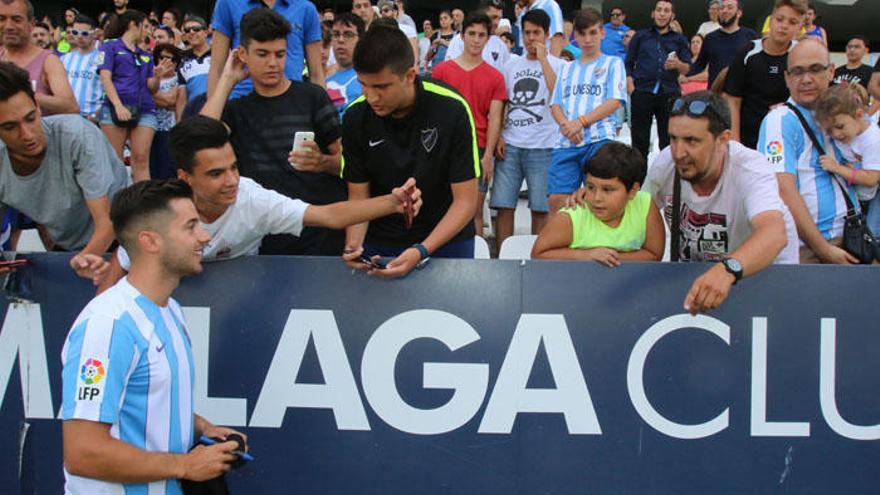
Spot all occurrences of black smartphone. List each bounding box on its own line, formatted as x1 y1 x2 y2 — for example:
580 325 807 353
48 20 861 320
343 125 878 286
358 255 386 269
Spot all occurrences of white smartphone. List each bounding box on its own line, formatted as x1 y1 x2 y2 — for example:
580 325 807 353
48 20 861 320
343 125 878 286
290 131 315 168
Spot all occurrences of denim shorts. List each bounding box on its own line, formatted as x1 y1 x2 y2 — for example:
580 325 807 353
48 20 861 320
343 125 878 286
99 106 158 130
490 145 551 212
547 139 612 195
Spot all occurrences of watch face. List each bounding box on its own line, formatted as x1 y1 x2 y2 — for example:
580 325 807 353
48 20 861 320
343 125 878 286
725 258 742 273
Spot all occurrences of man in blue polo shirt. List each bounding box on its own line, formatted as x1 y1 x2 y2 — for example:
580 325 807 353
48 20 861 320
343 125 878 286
600 6 629 60
625 0 691 160
207 0 324 100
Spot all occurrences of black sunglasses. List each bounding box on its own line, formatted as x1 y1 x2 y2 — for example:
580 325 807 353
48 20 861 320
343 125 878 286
183 26 205 33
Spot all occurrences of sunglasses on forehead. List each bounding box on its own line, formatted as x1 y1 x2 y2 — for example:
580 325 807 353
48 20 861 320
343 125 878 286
671 98 722 120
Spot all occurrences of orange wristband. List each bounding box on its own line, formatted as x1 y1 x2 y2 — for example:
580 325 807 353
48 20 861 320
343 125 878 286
578 115 590 128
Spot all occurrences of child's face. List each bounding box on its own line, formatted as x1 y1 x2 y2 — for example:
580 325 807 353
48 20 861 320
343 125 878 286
584 175 637 224
574 23 604 58
822 113 863 144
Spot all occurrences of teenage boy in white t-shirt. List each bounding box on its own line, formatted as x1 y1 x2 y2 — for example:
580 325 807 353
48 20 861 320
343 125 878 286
491 9 565 247
106 115 421 279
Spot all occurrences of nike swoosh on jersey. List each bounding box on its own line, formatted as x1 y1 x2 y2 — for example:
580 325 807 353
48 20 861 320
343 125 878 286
369 139 385 147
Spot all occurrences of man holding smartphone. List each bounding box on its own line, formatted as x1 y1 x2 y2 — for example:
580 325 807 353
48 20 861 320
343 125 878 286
341 25 479 278
101 116 421 288
201 8 344 256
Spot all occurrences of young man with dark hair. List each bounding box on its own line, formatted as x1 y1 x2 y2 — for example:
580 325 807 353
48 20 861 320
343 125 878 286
0 0 78 115
432 12 506 237
645 91 797 314
724 0 805 149
202 8 345 256
352 0 375 30
61 14 104 123
31 21 52 49
62 179 246 494
341 25 479 277
207 0 324 100
492 8 565 246
0 61 128 282
688 0 757 87
625 0 691 160
833 36 872 91
516 0 565 56
444 1 510 73
326 13 365 118
108 115 422 275
548 8 626 213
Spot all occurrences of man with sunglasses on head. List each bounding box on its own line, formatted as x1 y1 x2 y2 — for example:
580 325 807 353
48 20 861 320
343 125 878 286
759 39 865 264
644 91 798 314
177 16 211 113
61 15 104 124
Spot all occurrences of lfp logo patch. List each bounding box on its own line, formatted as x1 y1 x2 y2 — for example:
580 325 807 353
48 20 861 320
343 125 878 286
766 140 784 164
77 357 107 401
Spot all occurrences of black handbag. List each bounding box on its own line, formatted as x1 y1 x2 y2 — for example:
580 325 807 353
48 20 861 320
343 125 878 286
109 103 141 129
785 103 880 264
108 48 145 129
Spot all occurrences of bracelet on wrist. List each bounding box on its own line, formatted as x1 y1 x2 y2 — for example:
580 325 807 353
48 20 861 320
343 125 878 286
578 115 590 128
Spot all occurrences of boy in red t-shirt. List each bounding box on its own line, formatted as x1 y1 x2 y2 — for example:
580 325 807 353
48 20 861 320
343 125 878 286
432 10 507 237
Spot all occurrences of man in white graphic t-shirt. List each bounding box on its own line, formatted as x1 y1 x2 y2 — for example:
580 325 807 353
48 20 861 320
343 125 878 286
644 91 798 315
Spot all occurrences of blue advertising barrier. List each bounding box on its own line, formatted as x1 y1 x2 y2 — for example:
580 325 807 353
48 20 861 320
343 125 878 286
1 253 879 494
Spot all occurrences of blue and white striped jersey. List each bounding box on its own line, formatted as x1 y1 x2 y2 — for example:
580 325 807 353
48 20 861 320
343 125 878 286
61 49 104 118
758 99 856 241
61 277 195 495
551 54 627 148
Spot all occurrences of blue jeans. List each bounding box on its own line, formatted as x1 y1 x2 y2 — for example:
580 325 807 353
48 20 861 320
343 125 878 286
490 145 551 212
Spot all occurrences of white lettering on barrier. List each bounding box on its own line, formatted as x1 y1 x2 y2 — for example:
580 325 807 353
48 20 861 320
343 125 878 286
362 309 489 435
750 317 810 437
250 310 370 430
1 304 878 441
0 303 53 419
183 307 248 427
479 314 601 434
627 314 730 439
820 318 880 440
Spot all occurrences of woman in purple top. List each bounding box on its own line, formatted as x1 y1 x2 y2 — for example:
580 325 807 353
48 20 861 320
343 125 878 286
98 10 176 181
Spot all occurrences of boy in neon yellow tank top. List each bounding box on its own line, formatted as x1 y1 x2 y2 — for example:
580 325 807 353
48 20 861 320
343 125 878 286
532 142 665 265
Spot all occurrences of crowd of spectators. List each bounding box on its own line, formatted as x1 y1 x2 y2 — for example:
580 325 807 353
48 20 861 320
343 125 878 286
3 0 878 491
3 0 880 297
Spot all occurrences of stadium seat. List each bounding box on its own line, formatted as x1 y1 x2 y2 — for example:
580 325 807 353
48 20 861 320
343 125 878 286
498 234 537 260
474 236 490 259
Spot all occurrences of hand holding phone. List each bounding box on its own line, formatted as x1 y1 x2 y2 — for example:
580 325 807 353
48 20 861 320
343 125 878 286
358 255 386 270
289 131 315 169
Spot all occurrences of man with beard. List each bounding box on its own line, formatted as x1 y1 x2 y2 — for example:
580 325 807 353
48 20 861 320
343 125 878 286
644 91 798 314
688 0 757 87
61 179 248 495
625 0 691 160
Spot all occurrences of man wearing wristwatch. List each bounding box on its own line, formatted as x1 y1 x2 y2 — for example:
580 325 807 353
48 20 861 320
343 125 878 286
644 91 799 314
341 25 479 278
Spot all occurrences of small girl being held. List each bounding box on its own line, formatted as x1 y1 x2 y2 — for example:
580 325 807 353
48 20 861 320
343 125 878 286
815 83 880 232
